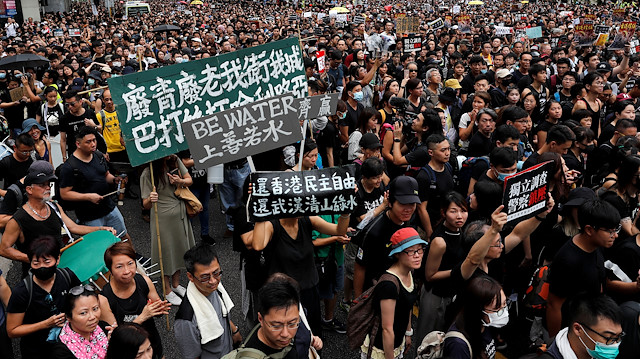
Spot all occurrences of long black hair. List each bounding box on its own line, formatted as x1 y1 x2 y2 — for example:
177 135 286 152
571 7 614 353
106 323 151 359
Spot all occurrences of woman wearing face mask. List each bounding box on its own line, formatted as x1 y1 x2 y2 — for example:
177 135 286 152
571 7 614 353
564 126 595 185
416 192 469 341
443 276 509 358
6 236 113 358
339 81 365 162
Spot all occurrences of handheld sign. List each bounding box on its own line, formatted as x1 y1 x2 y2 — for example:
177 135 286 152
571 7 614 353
502 161 554 223
609 22 636 50
107 38 307 167
248 165 357 221
403 35 422 53
574 24 595 47
182 92 339 168
316 50 326 73
69 28 81 37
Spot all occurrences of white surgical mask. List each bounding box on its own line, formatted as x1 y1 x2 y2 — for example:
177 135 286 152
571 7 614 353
482 308 509 328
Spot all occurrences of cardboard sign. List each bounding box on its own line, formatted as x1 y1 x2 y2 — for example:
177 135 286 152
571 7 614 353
396 16 420 34
609 21 636 50
182 92 339 168
403 35 422 53
107 38 307 167
502 161 553 223
248 165 357 221
574 23 595 47
9 87 23 102
68 28 81 37
525 26 543 39
316 50 326 73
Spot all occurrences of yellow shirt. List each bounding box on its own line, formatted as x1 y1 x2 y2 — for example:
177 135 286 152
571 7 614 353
97 109 125 153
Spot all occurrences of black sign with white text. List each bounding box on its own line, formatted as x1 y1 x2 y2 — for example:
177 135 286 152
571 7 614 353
502 161 553 223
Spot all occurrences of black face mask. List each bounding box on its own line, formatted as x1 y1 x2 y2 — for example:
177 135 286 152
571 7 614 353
32 264 57 280
583 144 595 154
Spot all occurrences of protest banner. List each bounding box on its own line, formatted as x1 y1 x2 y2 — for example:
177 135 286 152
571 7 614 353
181 92 339 169
336 14 348 22
630 39 640 55
574 23 595 47
502 161 553 223
516 13 527 21
316 50 326 73
495 26 514 36
396 16 420 34
584 14 596 22
107 37 307 167
458 15 471 34
444 15 453 27
69 28 81 36
525 26 543 39
403 35 422 53
609 21 636 50
613 8 626 22
248 165 357 221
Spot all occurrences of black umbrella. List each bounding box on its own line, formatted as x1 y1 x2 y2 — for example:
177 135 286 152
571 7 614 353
152 24 181 32
0 53 50 71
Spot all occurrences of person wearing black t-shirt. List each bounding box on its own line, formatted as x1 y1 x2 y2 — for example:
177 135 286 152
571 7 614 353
339 81 365 164
415 134 454 238
466 108 497 158
178 149 214 245
0 133 34 196
546 199 630 337
60 90 100 162
354 176 419 297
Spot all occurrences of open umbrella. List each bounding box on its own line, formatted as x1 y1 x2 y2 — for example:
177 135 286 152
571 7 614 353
176 0 187 3
330 6 350 13
152 24 181 32
190 0 203 5
468 0 484 4
0 53 49 71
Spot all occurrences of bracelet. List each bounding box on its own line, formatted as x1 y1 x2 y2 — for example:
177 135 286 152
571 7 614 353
534 214 545 221
394 138 401 142
232 327 240 334
405 329 413 336
340 214 350 219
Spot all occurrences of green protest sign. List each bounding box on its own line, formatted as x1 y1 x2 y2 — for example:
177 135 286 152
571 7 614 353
107 37 307 167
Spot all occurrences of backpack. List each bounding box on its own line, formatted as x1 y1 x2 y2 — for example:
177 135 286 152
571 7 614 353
523 265 550 315
23 267 72 310
222 323 293 359
7 183 24 207
456 156 489 195
346 273 400 358
419 162 454 193
416 330 473 359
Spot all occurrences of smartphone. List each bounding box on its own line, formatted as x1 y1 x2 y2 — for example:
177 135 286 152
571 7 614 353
404 68 410 78
169 168 179 175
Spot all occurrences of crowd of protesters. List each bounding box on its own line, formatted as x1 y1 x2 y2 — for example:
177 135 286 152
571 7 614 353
1 0 640 358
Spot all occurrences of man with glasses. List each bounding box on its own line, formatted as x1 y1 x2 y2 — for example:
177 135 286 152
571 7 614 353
176 243 241 359
60 90 100 162
0 134 34 198
222 277 303 359
547 199 625 337
542 293 624 359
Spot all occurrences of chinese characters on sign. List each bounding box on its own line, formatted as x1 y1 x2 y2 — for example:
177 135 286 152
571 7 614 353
182 92 339 168
248 165 357 221
502 161 553 223
108 37 307 166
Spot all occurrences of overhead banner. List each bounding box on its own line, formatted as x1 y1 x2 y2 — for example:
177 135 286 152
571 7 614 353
248 165 357 221
182 92 339 168
107 37 307 167
502 161 553 223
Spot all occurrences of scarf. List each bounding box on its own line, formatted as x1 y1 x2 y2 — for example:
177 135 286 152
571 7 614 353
555 327 578 359
58 322 108 359
186 281 234 344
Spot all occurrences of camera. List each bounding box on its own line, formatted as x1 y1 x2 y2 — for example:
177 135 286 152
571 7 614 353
389 96 418 136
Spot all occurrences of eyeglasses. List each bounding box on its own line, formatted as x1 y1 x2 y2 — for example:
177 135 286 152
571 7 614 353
402 245 426 256
485 298 513 316
69 284 95 296
579 322 625 345
196 269 223 283
594 225 621 237
408 69 418 72
263 320 300 332
45 293 59 313
65 100 78 107
17 149 34 156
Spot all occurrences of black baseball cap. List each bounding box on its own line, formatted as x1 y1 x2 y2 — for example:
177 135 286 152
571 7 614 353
389 176 420 204
25 160 57 186
359 133 383 150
